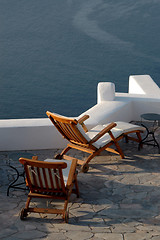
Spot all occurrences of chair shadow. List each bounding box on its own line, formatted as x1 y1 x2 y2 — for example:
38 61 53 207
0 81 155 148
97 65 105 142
66 140 160 227
3 142 160 229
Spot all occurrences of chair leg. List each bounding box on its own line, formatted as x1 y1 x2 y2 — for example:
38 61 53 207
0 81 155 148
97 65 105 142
63 198 69 223
20 208 28 220
25 196 31 209
81 142 125 172
114 141 124 159
136 132 142 143
136 131 143 149
20 196 31 220
64 211 69 223
105 140 124 159
55 146 71 159
81 163 89 173
124 131 143 144
81 152 97 172
125 135 129 143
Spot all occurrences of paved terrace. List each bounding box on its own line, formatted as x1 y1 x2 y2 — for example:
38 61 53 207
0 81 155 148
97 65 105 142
0 127 160 240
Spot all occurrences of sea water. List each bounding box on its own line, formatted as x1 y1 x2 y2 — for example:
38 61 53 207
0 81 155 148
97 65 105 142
0 0 160 119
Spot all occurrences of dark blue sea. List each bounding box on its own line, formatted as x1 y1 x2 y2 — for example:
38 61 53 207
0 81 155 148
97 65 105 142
0 0 160 119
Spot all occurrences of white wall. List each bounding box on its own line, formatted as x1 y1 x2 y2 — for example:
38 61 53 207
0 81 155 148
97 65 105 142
0 118 67 151
129 75 160 97
0 75 159 151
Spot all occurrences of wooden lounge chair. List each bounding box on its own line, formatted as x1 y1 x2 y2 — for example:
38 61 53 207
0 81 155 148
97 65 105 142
46 111 145 173
19 157 79 223
46 111 127 172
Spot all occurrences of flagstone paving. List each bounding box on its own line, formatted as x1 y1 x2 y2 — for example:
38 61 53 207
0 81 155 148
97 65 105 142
0 128 160 240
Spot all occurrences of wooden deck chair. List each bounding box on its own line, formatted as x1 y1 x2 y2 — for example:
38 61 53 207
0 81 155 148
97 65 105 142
19 157 79 223
46 111 145 173
46 111 126 172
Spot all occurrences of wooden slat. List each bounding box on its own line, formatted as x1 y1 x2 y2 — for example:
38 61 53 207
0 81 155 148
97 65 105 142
31 167 39 188
25 165 35 191
125 136 139 142
28 192 66 199
66 124 81 142
46 111 77 124
20 158 67 169
50 118 71 141
54 117 89 144
36 167 44 189
57 122 82 143
42 168 49 190
57 122 72 139
58 169 66 192
63 123 79 142
71 124 89 143
54 169 60 190
67 143 96 153
27 207 64 214
46 111 90 146
48 168 54 189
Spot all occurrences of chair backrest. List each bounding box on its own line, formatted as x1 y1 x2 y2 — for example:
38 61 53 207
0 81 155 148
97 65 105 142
19 158 67 194
46 111 91 147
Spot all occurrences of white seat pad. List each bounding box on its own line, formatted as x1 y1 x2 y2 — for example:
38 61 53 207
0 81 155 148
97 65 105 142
86 121 145 149
113 121 145 133
44 159 72 185
86 125 123 149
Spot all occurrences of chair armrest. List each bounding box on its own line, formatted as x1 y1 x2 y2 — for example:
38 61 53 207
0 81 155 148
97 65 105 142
78 115 89 124
78 115 89 132
89 122 117 144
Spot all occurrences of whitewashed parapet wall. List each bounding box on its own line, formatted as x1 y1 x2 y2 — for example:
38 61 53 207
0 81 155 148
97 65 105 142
0 75 159 151
81 75 160 129
0 118 67 151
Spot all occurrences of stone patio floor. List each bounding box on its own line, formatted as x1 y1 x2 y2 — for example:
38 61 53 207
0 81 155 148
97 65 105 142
0 128 160 240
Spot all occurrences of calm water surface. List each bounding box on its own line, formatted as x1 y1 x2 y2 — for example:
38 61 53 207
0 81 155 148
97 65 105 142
0 0 160 119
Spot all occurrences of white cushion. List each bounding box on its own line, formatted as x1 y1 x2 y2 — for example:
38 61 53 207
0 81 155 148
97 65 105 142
113 121 146 133
44 159 72 185
86 125 123 149
73 121 145 150
85 121 145 149
76 123 91 141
